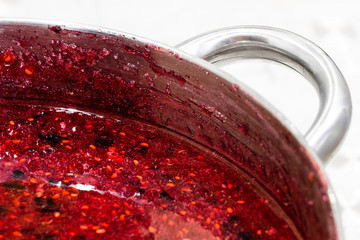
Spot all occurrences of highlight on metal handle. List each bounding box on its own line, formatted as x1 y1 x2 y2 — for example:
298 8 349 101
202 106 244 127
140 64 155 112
176 26 352 162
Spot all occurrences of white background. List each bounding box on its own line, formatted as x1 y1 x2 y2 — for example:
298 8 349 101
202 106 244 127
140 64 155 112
1 0 359 239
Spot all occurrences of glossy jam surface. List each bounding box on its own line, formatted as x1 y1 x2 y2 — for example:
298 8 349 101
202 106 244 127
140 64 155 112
0 104 298 239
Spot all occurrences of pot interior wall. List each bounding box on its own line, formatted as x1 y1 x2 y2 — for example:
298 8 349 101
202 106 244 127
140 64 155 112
0 24 336 239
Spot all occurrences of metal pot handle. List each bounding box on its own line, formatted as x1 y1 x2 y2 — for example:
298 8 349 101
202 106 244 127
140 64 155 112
176 26 352 162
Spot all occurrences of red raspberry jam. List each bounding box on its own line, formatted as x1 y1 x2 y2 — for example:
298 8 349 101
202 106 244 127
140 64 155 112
0 104 298 240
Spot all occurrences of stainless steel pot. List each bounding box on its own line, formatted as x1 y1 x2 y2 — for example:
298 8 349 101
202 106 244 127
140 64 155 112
0 20 352 239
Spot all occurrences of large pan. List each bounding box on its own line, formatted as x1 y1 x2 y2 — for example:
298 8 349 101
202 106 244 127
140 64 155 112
0 20 351 239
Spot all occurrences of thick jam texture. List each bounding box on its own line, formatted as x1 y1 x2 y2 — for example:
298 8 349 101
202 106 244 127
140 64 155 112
0 105 297 240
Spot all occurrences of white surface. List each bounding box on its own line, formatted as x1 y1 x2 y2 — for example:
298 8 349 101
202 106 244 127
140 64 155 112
1 0 360 239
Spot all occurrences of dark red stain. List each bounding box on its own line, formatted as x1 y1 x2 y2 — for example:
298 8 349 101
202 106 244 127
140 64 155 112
121 45 186 85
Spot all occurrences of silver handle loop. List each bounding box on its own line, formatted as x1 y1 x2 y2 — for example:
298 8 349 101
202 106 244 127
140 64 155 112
177 26 352 162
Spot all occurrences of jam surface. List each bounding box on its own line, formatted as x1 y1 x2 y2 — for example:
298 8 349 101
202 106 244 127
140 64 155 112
0 104 299 240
